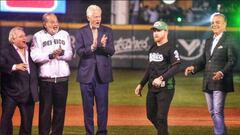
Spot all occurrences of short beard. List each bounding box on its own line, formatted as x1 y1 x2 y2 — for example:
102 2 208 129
47 28 59 35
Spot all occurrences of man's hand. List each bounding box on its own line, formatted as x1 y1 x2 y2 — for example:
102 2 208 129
152 76 163 88
49 48 64 59
91 40 97 52
212 71 224 80
134 84 143 97
185 66 194 76
53 48 64 57
15 63 28 71
101 34 108 48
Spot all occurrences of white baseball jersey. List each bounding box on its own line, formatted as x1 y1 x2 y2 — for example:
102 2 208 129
31 29 72 78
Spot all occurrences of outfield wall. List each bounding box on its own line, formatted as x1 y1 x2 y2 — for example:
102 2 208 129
0 21 239 71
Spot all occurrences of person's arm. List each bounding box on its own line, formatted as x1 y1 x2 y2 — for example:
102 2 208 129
75 30 94 57
161 62 180 80
162 47 181 79
96 29 115 56
57 33 73 61
0 51 12 73
135 65 150 96
221 37 238 74
139 65 150 87
212 36 238 80
0 50 27 73
193 39 209 73
30 35 51 64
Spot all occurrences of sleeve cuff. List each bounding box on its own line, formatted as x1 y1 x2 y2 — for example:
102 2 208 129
49 54 54 59
219 71 224 77
12 64 16 71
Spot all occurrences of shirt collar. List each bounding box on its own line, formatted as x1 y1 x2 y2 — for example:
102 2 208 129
213 32 223 40
13 44 19 50
12 44 28 51
89 24 99 30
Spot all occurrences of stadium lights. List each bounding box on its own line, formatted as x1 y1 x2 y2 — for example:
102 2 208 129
162 0 176 5
177 17 182 22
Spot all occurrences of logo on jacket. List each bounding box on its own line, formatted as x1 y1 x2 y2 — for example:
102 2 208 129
43 39 65 47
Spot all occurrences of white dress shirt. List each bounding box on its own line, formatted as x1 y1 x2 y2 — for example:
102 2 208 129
12 44 30 73
210 33 223 55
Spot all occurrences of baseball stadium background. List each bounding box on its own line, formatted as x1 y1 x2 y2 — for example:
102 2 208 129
0 0 239 135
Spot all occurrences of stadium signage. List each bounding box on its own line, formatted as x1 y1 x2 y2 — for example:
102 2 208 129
177 39 206 60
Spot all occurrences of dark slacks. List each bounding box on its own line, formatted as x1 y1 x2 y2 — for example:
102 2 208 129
80 73 109 135
0 95 34 135
146 89 174 135
39 80 68 135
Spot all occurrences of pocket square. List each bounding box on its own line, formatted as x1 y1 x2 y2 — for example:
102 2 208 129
218 45 223 49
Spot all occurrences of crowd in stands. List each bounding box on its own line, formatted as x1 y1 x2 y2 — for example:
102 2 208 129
129 0 216 25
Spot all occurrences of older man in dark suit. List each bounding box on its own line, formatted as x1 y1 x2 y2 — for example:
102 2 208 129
0 27 39 135
185 13 237 135
76 5 115 135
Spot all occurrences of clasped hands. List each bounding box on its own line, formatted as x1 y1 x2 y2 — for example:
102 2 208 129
49 47 64 59
91 34 108 52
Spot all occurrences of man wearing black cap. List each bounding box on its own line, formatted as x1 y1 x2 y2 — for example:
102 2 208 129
134 21 181 135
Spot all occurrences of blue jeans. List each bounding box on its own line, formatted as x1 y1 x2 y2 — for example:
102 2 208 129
204 91 227 135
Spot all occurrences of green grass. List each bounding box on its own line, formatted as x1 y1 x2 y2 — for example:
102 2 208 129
8 69 240 135
68 69 240 107
13 126 240 135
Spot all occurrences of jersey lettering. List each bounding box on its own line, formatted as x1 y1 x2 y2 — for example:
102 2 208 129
42 39 65 47
149 52 163 62
174 50 180 61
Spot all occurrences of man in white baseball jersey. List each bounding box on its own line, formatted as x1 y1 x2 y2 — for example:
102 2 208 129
31 13 72 135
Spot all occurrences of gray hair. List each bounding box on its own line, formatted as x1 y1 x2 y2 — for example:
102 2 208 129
42 13 56 22
8 26 24 43
86 5 102 17
211 12 227 23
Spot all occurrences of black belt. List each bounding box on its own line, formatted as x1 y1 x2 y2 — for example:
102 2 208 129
40 77 68 83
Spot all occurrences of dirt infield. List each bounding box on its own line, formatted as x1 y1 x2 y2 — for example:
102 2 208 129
5 105 240 126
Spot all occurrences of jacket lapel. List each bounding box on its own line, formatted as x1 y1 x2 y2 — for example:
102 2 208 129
9 44 23 63
85 25 104 46
211 33 226 57
206 38 213 60
98 26 103 43
85 25 93 44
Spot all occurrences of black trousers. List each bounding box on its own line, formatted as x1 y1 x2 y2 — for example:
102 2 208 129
0 95 34 135
38 81 68 135
146 89 174 135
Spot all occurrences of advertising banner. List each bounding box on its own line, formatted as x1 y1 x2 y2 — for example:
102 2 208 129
0 0 66 13
0 24 239 70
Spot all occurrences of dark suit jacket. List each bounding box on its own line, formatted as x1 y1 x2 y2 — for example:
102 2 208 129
76 24 115 83
194 33 238 92
0 44 39 103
